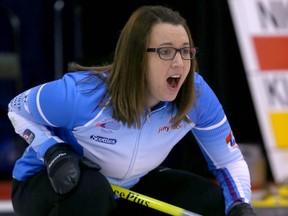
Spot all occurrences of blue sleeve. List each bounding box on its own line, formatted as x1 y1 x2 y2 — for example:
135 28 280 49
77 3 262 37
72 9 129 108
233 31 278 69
7 72 85 158
188 73 252 213
10 73 80 127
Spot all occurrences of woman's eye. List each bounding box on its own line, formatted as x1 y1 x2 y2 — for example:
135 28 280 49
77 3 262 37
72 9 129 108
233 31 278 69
160 49 171 55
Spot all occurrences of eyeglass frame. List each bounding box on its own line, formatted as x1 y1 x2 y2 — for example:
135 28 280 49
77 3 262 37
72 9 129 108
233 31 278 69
146 47 198 60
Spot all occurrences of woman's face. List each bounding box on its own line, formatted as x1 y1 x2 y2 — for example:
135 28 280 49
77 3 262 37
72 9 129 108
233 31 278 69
146 23 191 108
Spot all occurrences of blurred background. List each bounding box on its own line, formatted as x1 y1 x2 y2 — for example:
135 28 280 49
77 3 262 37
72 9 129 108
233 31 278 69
0 0 268 185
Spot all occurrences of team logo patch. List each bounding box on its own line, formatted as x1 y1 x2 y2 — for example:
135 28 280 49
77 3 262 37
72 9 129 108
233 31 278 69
95 119 121 133
23 129 35 144
226 131 238 151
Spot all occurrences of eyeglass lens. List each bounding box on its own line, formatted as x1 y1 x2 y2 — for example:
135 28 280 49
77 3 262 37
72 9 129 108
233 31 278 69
158 47 196 60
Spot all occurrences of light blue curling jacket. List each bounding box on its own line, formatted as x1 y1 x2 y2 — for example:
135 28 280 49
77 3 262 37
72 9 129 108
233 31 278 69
8 71 252 212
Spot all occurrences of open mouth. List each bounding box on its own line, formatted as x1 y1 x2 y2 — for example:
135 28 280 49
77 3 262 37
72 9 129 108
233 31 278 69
167 75 180 88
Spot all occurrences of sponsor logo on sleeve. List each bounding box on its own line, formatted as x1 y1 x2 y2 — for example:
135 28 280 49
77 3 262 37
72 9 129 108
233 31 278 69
226 131 238 151
23 129 35 144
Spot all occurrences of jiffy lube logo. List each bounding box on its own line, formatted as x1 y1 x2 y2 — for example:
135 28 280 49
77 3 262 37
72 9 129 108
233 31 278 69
158 118 184 133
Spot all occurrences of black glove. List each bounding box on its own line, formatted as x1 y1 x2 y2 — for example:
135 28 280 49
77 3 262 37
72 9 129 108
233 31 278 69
44 143 101 194
228 202 256 216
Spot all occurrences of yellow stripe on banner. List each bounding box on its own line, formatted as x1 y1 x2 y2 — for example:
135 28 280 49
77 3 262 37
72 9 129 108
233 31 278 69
252 196 288 208
270 112 288 148
252 185 288 208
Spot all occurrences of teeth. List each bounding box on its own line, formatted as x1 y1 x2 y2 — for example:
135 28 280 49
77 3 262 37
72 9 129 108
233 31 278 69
171 75 180 78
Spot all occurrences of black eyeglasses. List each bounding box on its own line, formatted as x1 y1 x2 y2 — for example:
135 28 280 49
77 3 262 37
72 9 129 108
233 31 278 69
147 47 198 60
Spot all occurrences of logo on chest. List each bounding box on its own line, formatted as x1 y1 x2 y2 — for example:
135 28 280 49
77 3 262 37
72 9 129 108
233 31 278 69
90 135 117 144
157 119 185 133
90 119 121 144
94 119 122 134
